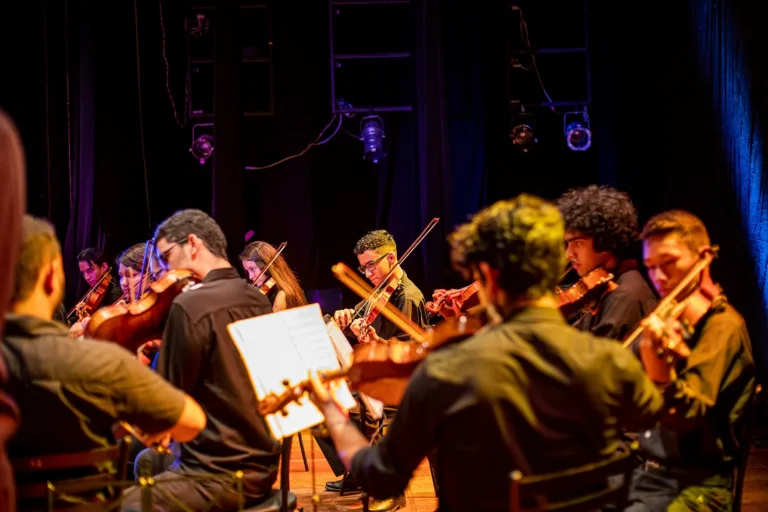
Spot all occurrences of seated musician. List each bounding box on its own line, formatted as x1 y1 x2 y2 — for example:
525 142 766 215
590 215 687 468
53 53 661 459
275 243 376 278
239 241 307 312
626 210 755 511
121 209 281 511
68 247 122 337
113 242 162 366
556 185 657 339
310 195 666 512
2 215 206 509
321 230 429 510
333 229 429 343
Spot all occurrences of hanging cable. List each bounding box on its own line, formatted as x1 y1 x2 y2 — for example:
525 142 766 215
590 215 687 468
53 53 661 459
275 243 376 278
133 0 152 230
245 114 343 171
512 6 556 109
159 0 188 127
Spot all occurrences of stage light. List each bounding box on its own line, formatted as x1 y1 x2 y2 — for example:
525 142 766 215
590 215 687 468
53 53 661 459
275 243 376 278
564 111 592 151
510 113 537 152
190 134 214 164
360 116 386 164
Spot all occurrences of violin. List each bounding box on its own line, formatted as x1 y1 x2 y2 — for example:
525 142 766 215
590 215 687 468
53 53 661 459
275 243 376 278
258 262 490 414
252 242 286 296
67 268 114 322
555 267 617 317
358 274 400 341
426 281 481 318
622 247 721 362
85 269 200 353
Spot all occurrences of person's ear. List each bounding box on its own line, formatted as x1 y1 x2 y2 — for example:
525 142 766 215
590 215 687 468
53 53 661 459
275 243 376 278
42 261 57 296
101 262 109 274
478 262 499 295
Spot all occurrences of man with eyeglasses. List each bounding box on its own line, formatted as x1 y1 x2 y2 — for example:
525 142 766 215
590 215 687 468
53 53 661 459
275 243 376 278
333 230 429 344
121 209 281 512
322 230 429 511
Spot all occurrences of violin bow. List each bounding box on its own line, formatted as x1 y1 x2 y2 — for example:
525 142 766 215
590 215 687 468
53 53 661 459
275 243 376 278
621 246 719 349
332 262 427 343
351 218 440 320
252 242 287 287
136 239 154 302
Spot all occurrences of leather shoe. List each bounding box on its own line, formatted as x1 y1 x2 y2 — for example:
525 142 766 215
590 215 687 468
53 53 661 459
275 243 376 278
368 494 406 511
324 477 362 493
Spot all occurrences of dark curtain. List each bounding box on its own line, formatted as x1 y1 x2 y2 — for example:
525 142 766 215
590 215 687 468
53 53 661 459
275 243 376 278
692 0 768 370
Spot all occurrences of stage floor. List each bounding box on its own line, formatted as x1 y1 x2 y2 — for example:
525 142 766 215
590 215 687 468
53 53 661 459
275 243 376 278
283 431 768 511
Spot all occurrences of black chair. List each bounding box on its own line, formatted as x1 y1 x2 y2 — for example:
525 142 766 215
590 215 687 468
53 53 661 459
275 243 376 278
243 434 301 512
12 437 130 511
509 442 637 512
733 384 762 512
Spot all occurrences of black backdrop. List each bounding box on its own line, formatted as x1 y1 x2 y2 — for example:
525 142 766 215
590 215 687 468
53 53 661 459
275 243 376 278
2 0 767 376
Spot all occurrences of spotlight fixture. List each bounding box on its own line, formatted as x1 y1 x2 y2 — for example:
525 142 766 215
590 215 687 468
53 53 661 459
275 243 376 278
360 115 386 164
509 113 537 152
564 111 592 151
190 134 214 164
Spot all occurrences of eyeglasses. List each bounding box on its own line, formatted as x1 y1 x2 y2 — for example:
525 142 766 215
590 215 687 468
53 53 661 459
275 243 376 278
156 242 185 269
357 253 389 274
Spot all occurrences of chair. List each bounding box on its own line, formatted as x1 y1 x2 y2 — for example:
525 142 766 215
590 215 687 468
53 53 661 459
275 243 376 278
509 442 637 512
243 434 301 512
12 437 130 511
733 384 762 512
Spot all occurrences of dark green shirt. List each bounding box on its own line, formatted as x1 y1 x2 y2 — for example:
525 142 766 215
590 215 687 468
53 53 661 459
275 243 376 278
351 306 664 511
635 301 755 466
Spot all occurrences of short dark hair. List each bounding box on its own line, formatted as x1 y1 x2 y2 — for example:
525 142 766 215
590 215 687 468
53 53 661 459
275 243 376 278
353 230 397 256
450 194 565 300
640 210 710 253
556 185 638 259
13 215 61 303
117 243 148 273
154 209 227 259
77 247 108 267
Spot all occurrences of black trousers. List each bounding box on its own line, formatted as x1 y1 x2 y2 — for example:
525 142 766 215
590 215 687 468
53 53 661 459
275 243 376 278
624 466 732 512
314 403 395 477
120 470 255 512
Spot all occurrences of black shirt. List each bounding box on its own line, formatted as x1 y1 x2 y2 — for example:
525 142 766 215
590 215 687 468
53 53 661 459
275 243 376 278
2 314 186 489
572 262 657 340
350 306 664 511
157 267 280 501
356 272 429 341
634 301 755 467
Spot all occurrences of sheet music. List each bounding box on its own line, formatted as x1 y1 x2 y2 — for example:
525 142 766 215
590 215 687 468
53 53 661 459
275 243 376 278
326 320 385 420
228 303 356 440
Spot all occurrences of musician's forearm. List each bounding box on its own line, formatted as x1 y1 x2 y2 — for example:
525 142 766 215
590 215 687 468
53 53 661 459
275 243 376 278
321 403 369 471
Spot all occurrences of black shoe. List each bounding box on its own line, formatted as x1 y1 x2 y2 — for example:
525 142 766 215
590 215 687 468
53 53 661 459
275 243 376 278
325 477 363 493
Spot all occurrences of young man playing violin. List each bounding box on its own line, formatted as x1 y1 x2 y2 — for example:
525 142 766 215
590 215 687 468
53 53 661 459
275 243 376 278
67 247 122 337
556 185 657 340
121 209 281 512
2 216 206 510
320 230 428 510
310 195 667 512
626 210 755 511
333 230 429 343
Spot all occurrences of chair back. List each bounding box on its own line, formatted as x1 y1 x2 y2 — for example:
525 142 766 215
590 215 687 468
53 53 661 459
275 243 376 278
13 437 129 510
733 384 762 512
510 441 636 512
